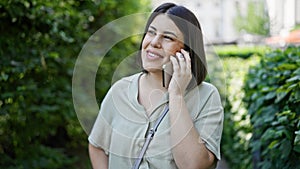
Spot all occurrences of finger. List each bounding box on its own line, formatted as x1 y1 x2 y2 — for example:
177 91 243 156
180 49 191 71
176 52 185 63
176 52 186 71
170 55 179 72
181 49 191 60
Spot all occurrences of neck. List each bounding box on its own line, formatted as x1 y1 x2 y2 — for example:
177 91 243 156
142 71 165 90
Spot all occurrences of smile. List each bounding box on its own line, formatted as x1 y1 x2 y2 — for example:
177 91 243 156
146 51 163 60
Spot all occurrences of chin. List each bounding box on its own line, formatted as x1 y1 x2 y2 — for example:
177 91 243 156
143 66 162 73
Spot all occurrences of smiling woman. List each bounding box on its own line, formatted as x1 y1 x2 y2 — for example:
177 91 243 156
141 14 184 72
88 3 224 169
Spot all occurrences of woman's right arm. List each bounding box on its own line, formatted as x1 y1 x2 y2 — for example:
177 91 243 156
89 143 108 169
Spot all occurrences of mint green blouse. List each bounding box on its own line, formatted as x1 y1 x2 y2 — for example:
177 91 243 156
89 72 223 169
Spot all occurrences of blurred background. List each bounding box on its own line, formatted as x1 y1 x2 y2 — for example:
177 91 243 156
0 0 299 169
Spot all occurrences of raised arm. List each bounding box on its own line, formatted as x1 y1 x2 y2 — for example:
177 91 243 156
168 50 220 169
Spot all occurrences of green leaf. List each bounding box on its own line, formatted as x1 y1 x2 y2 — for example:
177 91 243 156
265 91 276 100
277 63 298 70
280 140 292 159
295 131 300 145
294 68 300 75
275 91 288 103
268 140 279 149
293 145 300 153
286 75 300 82
261 129 277 141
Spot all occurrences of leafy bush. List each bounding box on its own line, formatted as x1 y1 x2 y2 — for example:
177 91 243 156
210 45 262 168
244 46 300 169
214 45 269 59
0 0 150 168
218 55 260 169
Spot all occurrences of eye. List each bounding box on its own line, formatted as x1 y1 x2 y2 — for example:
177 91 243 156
164 35 174 41
147 30 156 36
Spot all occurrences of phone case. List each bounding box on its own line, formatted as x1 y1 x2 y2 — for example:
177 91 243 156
162 62 173 88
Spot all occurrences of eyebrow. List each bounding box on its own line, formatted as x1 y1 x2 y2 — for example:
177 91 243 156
149 26 178 38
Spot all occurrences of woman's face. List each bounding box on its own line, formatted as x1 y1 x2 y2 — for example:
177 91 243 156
141 14 184 73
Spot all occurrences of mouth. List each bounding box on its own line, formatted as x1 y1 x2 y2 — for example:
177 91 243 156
146 50 163 60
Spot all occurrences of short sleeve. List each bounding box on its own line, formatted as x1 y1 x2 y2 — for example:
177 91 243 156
193 84 224 160
88 89 114 153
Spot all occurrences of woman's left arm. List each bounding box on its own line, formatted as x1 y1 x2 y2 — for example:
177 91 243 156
168 50 218 169
169 93 217 169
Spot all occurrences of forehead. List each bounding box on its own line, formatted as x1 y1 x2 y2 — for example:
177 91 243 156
149 14 184 39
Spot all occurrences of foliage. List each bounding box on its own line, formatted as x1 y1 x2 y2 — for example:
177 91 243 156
214 45 270 58
216 45 300 169
244 46 300 169
216 50 260 169
234 0 270 36
0 0 150 168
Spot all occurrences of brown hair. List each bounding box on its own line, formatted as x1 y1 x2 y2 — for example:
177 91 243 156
139 3 207 89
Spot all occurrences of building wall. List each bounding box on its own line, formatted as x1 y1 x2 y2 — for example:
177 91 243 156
151 0 249 44
297 0 300 23
267 0 300 36
151 0 299 44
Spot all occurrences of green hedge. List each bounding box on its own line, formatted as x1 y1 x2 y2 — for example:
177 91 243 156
244 46 300 169
0 1 92 168
218 54 260 169
214 45 269 59
209 45 262 168
216 45 299 169
0 0 150 168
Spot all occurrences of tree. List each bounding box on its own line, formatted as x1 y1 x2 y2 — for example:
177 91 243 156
0 0 150 168
234 0 270 36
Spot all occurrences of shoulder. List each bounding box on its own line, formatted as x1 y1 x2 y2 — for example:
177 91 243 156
110 72 141 90
185 82 222 104
198 82 220 94
121 72 141 82
188 81 220 96
100 72 141 105
104 72 141 98
185 82 223 121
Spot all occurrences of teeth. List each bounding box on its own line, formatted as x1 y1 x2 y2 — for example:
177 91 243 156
149 52 158 58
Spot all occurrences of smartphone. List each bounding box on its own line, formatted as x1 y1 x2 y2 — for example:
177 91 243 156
162 49 188 88
162 62 173 88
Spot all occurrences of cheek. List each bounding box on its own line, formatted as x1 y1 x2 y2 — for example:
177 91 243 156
165 43 183 55
141 36 151 49
175 41 185 51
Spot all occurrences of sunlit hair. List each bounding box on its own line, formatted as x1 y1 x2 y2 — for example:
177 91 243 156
138 3 207 89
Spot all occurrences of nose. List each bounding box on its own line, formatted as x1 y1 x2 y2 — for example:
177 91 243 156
150 35 162 48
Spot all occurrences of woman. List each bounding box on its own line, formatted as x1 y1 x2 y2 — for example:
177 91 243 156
88 3 223 169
